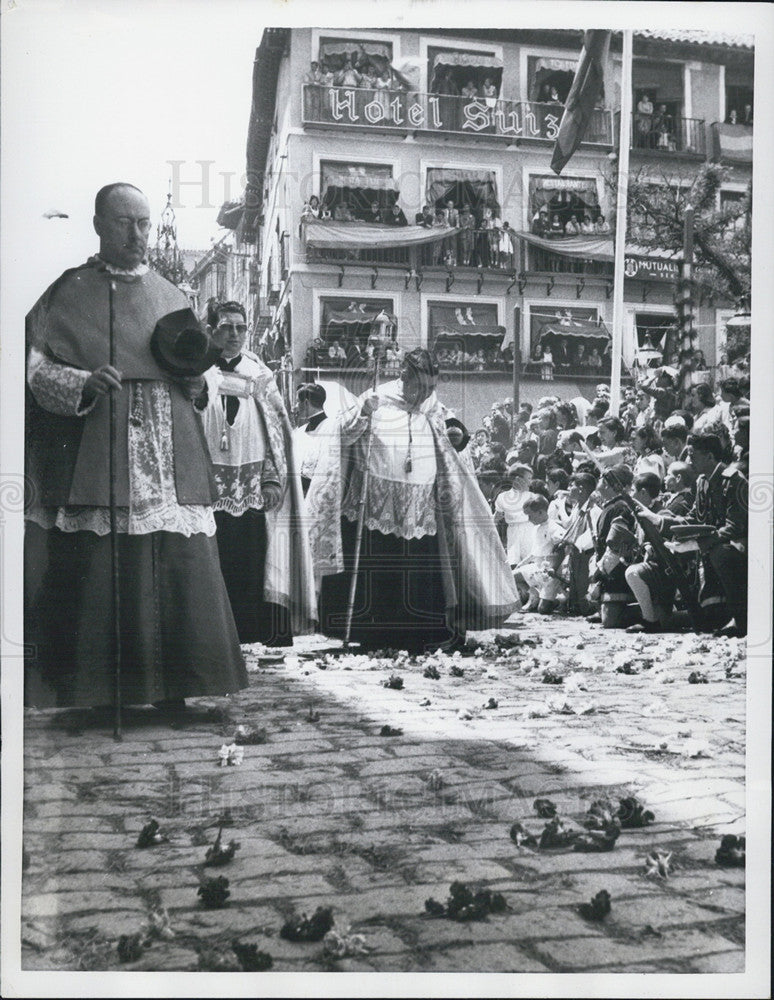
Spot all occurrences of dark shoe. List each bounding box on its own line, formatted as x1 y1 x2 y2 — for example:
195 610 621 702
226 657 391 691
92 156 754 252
585 613 602 624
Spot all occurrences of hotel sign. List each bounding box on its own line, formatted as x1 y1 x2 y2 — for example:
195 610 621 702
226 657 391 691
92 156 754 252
326 89 562 140
624 256 680 282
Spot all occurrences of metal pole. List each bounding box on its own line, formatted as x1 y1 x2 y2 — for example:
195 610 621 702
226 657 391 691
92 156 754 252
108 280 122 741
609 29 633 416
343 352 382 651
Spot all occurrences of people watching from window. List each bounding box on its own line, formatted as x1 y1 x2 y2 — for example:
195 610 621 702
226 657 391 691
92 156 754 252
384 202 408 226
335 57 361 87
635 92 654 146
595 214 610 234
726 108 738 124
531 205 550 237
461 79 479 99
416 202 435 227
564 215 580 236
580 214 595 235
742 103 753 125
333 201 354 221
301 195 321 222
365 201 383 224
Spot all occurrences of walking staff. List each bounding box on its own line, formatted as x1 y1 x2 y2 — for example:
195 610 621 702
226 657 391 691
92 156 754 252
108 279 122 740
343 316 393 649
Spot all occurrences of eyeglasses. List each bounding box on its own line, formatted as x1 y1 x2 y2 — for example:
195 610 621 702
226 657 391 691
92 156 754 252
108 216 152 234
216 323 247 336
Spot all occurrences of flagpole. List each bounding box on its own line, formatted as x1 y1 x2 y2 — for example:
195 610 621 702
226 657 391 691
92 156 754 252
609 29 633 416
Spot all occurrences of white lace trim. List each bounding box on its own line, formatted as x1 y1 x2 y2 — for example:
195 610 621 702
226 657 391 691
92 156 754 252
26 503 215 537
342 469 437 539
210 462 266 514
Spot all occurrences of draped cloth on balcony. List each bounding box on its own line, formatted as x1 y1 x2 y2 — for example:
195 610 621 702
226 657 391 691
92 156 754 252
517 231 614 261
303 220 460 250
712 123 753 164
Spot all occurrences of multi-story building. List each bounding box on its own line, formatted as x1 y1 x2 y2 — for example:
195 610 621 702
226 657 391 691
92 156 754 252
227 26 752 424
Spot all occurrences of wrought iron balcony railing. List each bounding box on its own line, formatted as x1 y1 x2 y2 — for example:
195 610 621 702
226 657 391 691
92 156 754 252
302 84 613 145
627 112 707 157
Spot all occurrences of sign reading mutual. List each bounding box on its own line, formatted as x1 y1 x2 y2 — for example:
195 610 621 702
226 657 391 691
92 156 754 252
624 256 680 282
325 89 562 140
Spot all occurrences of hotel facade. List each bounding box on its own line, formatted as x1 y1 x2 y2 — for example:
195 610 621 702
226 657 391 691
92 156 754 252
230 27 753 424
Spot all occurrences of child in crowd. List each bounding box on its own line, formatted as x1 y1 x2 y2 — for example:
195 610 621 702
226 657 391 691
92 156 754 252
512 494 566 614
494 464 534 566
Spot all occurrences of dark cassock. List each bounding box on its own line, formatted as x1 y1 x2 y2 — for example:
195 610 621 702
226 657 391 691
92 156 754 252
198 352 317 645
306 349 520 652
24 256 247 708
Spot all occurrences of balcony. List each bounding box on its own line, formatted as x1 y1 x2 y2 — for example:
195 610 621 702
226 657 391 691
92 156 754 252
526 246 613 277
626 113 707 158
302 84 613 146
303 225 615 279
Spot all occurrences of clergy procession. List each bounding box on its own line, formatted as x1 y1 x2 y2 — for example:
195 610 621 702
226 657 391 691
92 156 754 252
12 10 768 980
24 181 522 718
24 180 751 725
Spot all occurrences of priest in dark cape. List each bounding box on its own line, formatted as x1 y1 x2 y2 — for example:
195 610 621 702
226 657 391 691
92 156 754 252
306 349 520 652
24 182 247 710
197 300 317 645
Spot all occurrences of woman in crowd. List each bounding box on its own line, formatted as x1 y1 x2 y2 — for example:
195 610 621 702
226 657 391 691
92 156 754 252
691 382 724 433
632 424 666 482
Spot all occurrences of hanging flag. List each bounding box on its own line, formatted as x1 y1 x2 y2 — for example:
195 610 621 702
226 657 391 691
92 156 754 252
551 30 611 175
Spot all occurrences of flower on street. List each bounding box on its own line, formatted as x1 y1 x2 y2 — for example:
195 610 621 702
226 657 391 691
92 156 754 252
136 819 168 849
218 743 244 767
322 926 370 959
578 890 611 921
644 851 672 878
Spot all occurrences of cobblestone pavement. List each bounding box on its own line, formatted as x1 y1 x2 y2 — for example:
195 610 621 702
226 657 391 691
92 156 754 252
21 617 747 974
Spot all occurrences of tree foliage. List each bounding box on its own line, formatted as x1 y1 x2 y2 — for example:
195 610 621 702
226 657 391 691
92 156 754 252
625 163 751 305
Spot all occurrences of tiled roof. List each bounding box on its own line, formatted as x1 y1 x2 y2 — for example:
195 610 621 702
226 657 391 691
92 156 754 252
637 29 754 49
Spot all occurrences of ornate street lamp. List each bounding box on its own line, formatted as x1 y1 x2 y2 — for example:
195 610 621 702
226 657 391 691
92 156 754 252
147 186 190 289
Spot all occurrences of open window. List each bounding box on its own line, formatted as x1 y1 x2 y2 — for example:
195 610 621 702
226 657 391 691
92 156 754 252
528 306 608 375
427 46 502 97
320 161 398 220
725 83 753 124
528 55 578 104
428 301 507 371
425 167 499 216
529 175 600 231
305 296 398 369
318 36 393 75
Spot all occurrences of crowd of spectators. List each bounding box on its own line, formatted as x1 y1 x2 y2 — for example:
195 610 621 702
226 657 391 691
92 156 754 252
466 367 750 636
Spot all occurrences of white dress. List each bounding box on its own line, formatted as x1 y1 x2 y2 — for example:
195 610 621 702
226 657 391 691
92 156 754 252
494 488 533 565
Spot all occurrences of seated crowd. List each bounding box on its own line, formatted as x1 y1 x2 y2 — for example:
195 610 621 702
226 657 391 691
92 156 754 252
469 370 750 637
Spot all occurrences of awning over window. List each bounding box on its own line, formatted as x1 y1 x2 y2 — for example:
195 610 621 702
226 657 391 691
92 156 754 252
536 318 610 341
534 57 578 74
319 38 392 60
323 302 396 326
425 167 500 213
432 51 503 70
304 220 459 250
430 304 504 340
322 163 396 192
529 175 600 215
